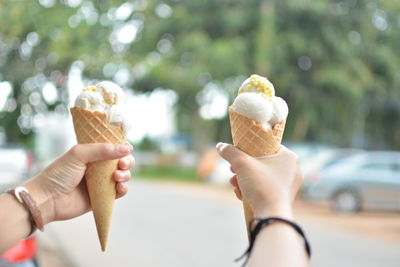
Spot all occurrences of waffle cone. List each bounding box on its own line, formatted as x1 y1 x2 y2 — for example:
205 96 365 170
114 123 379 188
229 107 286 238
229 107 285 157
70 107 126 251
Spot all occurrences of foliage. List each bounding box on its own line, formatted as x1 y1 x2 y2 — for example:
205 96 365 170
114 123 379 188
136 136 159 151
135 166 197 182
0 0 400 149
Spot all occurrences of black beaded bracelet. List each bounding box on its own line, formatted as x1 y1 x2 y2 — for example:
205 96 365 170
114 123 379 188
236 217 311 266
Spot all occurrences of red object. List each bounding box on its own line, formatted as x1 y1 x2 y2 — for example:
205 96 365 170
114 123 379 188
2 237 37 263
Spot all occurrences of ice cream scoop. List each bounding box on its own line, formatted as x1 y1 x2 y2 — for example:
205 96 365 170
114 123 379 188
232 93 273 130
232 74 288 129
270 96 289 125
75 81 130 132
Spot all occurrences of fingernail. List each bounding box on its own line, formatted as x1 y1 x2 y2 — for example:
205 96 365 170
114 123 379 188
216 142 227 151
117 145 130 154
216 142 223 150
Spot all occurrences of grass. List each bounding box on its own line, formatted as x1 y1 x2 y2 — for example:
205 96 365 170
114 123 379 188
135 166 198 183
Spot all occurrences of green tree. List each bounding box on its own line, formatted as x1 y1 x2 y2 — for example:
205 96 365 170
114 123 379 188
1 0 400 150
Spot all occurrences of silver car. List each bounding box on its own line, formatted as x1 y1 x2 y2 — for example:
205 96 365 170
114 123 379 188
304 151 400 212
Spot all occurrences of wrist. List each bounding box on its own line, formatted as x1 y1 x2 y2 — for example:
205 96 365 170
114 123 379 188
253 202 293 220
23 176 55 225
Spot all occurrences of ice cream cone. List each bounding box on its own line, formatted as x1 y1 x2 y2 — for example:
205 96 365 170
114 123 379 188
70 106 126 251
229 107 285 238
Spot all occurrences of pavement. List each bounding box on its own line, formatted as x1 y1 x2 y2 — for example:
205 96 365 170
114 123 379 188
36 180 400 267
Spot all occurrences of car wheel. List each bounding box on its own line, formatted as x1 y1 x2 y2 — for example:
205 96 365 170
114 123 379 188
332 190 361 213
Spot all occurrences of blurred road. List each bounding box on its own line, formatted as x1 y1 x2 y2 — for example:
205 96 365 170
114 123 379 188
38 180 248 267
37 180 400 267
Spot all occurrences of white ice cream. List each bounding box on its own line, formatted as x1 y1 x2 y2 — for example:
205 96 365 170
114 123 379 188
74 81 130 132
270 96 289 125
232 74 288 130
232 93 274 130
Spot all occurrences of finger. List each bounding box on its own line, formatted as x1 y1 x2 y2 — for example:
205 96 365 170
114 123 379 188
70 143 131 164
229 175 239 187
116 182 128 198
114 170 131 183
118 157 130 170
234 187 242 200
118 155 135 170
216 142 251 168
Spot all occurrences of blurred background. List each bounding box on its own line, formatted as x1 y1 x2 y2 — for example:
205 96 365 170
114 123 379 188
1 0 400 266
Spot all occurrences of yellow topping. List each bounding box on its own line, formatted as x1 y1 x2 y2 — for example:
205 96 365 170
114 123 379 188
82 86 118 105
82 86 97 92
101 88 117 105
238 74 275 98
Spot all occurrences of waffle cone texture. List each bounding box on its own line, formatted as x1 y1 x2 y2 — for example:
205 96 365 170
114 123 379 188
229 106 286 238
229 107 285 157
70 107 126 251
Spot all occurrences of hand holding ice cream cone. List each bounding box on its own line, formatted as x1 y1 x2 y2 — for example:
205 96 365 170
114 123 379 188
216 142 302 233
228 74 289 238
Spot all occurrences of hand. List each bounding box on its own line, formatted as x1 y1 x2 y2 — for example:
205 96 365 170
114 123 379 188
216 143 302 218
24 143 135 225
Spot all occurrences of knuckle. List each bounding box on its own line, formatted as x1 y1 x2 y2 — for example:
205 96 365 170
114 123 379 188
69 145 81 158
234 157 248 170
286 149 300 162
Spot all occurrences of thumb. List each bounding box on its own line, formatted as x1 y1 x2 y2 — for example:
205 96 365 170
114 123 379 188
216 142 250 165
70 143 132 164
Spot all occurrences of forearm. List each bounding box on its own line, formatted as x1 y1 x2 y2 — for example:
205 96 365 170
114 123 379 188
247 207 309 267
0 192 32 253
247 223 309 267
0 178 53 254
